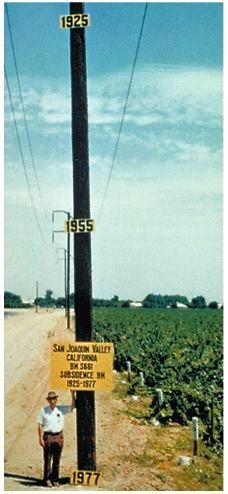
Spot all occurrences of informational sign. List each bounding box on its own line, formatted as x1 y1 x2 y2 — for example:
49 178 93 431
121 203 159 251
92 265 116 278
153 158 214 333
60 14 91 29
64 218 95 233
70 470 100 486
50 341 114 391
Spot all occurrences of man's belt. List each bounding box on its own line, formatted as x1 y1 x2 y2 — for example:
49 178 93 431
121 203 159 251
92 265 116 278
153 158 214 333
45 430 63 435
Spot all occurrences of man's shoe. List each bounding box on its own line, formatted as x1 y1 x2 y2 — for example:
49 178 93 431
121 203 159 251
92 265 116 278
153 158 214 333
52 481 60 487
45 479 53 488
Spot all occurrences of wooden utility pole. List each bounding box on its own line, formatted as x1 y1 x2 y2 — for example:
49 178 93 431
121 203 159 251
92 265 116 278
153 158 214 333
57 247 67 317
52 210 71 329
70 2 96 471
66 211 71 329
35 281 38 313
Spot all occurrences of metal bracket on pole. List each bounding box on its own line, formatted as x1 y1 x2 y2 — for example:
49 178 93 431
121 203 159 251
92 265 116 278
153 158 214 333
52 210 72 329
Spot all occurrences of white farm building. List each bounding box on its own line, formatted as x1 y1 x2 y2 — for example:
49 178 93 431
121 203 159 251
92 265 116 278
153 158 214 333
176 302 188 309
130 302 143 308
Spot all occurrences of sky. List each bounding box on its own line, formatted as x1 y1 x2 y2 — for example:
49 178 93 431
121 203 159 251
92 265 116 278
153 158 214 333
3 0 223 304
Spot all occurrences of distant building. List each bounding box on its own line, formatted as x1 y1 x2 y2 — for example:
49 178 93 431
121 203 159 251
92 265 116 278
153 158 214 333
22 299 34 306
130 302 143 308
176 302 188 309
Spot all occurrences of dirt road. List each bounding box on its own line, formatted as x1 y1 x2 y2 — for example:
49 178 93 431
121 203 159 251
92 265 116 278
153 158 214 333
4 309 199 491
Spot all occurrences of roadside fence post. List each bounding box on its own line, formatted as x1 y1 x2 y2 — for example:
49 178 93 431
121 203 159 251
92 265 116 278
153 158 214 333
139 371 144 386
127 361 131 381
192 417 199 456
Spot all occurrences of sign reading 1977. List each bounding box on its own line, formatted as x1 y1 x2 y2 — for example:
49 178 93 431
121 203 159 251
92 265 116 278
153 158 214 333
51 341 114 391
60 14 90 29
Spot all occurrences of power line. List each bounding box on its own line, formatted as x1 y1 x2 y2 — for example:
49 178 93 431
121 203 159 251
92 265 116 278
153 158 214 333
5 3 50 222
97 3 149 224
4 65 51 247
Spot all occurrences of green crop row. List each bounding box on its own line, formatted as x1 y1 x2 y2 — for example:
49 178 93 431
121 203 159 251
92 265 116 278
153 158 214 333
92 307 223 450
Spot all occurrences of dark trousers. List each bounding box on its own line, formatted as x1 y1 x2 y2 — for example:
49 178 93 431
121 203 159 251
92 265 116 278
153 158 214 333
43 432 64 482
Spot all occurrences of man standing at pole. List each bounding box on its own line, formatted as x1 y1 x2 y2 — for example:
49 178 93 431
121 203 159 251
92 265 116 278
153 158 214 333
37 390 76 487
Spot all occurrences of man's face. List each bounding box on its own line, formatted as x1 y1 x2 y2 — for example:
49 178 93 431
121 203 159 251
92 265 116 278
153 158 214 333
48 397 57 410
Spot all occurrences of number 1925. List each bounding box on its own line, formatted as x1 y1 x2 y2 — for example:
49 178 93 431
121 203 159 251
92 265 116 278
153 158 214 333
60 14 90 29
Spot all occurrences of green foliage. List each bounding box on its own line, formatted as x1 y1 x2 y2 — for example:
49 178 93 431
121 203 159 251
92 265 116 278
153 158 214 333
92 307 223 449
92 295 128 308
4 291 23 308
143 293 190 308
191 295 207 308
34 289 56 308
55 297 66 308
208 301 218 309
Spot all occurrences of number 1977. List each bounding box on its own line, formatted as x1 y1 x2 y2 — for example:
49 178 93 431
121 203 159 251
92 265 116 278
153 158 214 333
71 470 100 486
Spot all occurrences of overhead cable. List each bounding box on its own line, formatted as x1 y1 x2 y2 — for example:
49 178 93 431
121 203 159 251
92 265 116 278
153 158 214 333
5 3 50 222
97 3 148 224
4 65 51 247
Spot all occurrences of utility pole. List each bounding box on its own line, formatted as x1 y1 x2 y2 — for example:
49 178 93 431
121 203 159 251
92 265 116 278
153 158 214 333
57 247 75 317
35 281 38 313
57 247 67 317
52 210 71 329
70 2 96 471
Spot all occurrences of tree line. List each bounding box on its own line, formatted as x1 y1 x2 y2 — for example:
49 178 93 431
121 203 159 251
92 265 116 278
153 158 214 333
4 290 222 310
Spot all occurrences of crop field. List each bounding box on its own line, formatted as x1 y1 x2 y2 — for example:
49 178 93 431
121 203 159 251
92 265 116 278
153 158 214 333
93 307 223 450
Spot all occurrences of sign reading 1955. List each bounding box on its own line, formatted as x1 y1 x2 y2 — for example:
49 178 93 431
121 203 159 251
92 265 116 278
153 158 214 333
60 14 90 29
64 219 95 233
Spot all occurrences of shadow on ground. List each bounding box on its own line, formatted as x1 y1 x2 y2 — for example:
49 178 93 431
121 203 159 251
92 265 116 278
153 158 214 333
5 472 71 488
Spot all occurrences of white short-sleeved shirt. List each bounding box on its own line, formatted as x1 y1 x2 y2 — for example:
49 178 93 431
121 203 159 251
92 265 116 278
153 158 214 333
37 405 72 433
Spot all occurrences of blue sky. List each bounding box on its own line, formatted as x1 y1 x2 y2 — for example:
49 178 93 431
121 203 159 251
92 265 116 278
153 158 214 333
4 1 223 303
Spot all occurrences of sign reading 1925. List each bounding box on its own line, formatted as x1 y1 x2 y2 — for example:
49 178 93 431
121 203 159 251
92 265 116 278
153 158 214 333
60 14 90 29
64 219 95 233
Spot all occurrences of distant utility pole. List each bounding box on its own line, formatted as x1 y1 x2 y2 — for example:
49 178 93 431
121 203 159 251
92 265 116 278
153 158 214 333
57 247 75 317
35 281 39 313
52 210 71 329
57 247 67 317
70 1 96 471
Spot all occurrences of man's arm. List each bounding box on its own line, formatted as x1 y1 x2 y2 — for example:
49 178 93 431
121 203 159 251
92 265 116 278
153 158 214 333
38 423 45 448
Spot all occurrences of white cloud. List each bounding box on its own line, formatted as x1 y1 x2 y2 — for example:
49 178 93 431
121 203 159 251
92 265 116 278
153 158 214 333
38 91 71 124
5 64 222 133
88 64 222 128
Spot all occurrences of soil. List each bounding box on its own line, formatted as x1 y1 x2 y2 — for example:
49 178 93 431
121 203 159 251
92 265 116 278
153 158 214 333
4 309 219 491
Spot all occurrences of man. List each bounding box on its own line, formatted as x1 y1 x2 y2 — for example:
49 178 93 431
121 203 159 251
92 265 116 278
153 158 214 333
37 390 76 487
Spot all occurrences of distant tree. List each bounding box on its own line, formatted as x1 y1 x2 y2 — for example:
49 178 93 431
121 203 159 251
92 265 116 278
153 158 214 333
164 295 190 307
45 289 55 307
143 294 166 308
191 296 207 309
56 297 66 308
4 291 23 308
110 295 119 307
143 294 190 309
122 300 132 308
34 290 56 308
34 296 46 307
208 301 218 309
